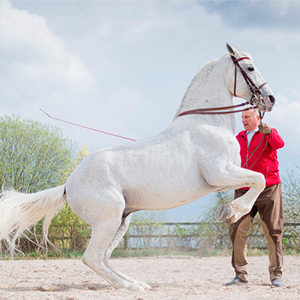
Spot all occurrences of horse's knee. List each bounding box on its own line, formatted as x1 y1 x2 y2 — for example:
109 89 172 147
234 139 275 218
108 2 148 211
255 173 265 191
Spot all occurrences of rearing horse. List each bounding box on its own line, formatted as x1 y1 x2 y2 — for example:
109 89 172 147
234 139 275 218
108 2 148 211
0 44 275 291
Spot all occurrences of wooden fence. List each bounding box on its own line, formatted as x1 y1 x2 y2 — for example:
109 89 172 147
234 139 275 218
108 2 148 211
9 221 300 253
121 222 300 251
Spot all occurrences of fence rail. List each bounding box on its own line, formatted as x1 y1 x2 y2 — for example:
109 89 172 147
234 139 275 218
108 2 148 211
5 221 299 253
121 222 300 250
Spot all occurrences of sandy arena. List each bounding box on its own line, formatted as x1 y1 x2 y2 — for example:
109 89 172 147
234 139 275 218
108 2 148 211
0 255 300 300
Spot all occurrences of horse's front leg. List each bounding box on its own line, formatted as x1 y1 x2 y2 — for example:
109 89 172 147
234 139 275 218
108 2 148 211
218 177 265 224
205 163 265 225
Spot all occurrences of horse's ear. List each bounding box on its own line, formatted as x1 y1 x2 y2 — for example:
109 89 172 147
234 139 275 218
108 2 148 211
226 43 238 59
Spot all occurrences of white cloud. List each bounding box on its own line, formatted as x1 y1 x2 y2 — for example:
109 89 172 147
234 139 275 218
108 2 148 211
0 0 95 110
267 93 300 135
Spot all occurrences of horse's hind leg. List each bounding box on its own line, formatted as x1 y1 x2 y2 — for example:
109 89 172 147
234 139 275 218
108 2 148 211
104 214 151 290
104 213 132 263
81 202 146 291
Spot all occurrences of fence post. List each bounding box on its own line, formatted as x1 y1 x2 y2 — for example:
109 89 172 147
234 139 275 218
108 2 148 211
124 233 129 250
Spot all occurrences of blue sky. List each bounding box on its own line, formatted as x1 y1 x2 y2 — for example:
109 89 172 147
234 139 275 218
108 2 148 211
1 1 300 221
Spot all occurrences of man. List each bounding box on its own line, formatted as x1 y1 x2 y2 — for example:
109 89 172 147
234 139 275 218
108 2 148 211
225 108 285 287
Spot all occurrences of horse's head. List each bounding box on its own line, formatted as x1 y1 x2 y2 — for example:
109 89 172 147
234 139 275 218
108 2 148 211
226 43 275 112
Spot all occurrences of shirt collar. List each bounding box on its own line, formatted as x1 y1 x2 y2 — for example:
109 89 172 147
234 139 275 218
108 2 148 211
246 127 259 135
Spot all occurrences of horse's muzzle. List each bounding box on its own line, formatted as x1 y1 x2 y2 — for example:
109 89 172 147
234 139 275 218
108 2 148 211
264 95 275 112
252 94 275 112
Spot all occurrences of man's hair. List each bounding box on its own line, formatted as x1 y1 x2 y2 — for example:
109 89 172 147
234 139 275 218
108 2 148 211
242 107 260 117
253 108 259 116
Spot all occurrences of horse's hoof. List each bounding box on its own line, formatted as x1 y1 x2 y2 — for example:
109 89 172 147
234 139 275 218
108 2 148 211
217 204 232 221
225 218 233 227
228 211 244 225
139 281 151 290
127 283 146 292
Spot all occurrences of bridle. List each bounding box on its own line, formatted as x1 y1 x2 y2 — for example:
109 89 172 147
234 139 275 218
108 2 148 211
178 55 268 118
231 56 267 98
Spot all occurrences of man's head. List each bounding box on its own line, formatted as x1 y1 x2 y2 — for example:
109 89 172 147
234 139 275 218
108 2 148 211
241 109 260 132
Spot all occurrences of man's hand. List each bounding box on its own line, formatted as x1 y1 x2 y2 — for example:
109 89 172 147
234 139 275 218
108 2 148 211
259 123 272 135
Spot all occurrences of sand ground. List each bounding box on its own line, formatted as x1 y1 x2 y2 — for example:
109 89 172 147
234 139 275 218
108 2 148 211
0 255 299 300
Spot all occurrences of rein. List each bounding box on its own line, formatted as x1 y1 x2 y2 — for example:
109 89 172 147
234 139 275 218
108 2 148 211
242 135 269 170
178 102 258 117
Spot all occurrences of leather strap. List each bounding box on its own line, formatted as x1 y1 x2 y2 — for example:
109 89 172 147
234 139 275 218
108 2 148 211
178 104 257 117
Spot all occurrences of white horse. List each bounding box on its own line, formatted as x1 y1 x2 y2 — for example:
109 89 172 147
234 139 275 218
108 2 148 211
0 44 275 291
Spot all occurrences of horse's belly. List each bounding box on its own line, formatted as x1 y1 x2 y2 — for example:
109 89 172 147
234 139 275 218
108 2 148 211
123 178 212 212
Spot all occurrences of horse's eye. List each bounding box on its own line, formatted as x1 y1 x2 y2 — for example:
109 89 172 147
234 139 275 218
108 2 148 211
248 66 254 72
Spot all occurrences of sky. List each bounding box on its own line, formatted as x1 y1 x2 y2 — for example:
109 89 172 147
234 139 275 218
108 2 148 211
1 0 300 221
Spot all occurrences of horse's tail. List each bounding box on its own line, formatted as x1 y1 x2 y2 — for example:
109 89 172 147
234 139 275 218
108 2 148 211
0 184 66 254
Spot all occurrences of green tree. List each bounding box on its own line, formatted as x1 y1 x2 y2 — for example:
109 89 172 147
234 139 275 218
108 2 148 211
201 192 233 249
201 191 265 251
49 147 91 251
282 167 300 250
0 115 76 192
0 115 78 253
283 167 300 222
128 211 166 249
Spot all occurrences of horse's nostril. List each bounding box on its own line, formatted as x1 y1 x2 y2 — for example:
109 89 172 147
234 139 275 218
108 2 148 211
269 95 275 104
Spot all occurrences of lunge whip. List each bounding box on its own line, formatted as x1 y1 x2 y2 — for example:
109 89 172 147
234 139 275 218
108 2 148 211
40 109 137 142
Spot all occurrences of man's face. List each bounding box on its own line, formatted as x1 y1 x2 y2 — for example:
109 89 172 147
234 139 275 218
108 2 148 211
241 110 260 132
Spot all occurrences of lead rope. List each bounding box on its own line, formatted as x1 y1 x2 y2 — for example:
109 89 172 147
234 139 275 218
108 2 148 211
242 135 263 169
247 136 269 170
242 112 268 170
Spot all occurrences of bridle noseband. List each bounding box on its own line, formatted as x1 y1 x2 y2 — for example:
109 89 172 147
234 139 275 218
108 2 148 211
178 55 268 118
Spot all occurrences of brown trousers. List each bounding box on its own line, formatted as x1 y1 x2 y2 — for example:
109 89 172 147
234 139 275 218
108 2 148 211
228 183 283 281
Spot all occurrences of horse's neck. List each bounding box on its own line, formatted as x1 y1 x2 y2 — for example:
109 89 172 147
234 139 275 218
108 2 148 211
174 56 236 133
176 57 233 114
